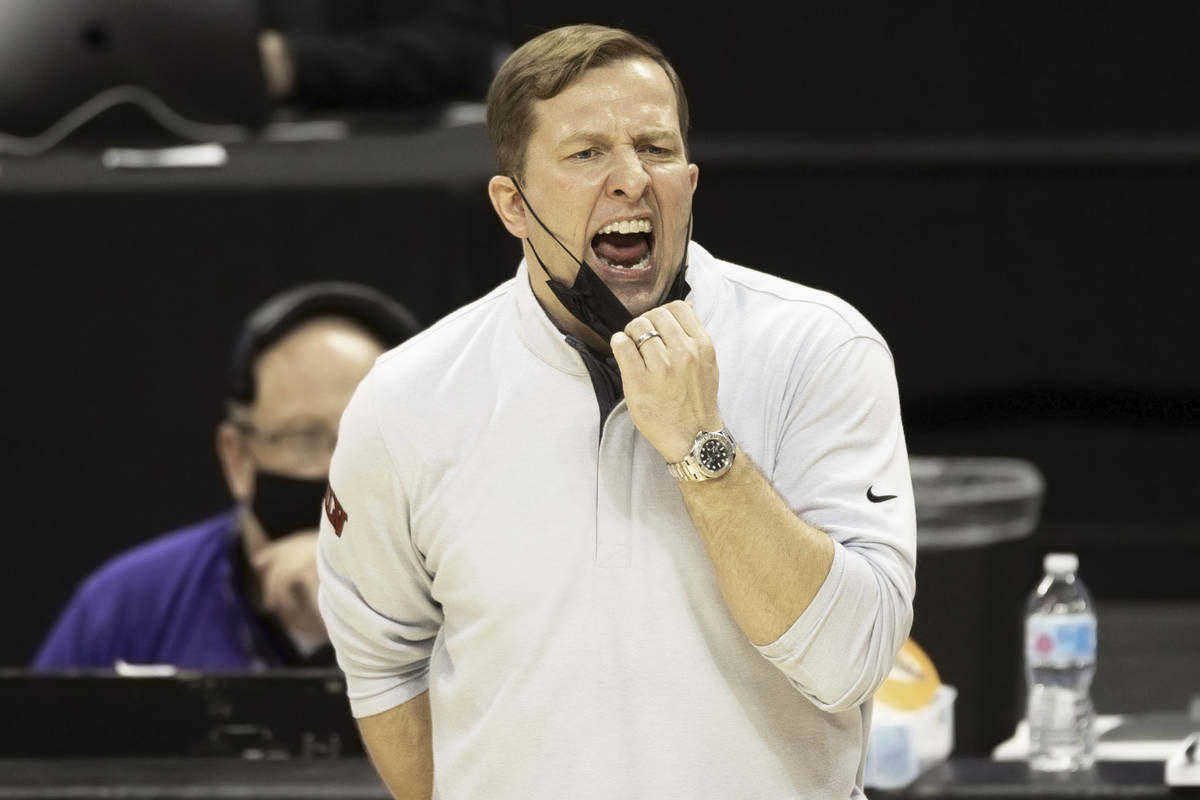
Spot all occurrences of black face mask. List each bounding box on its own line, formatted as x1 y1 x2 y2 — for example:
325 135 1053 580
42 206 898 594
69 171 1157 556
512 178 692 342
251 469 328 540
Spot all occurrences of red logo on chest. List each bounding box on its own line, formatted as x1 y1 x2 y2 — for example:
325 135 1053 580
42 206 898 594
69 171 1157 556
324 484 348 537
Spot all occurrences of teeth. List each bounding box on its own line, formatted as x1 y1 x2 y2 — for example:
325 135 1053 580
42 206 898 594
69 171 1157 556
610 253 652 271
598 219 652 236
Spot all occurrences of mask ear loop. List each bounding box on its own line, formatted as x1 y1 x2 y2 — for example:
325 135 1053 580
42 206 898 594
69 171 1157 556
511 177 589 275
509 176 638 339
509 176 694 339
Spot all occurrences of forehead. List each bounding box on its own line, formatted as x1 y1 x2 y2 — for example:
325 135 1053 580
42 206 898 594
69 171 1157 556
251 319 382 421
530 57 681 145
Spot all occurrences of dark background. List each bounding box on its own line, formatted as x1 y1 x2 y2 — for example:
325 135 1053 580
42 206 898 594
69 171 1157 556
2 0 1198 757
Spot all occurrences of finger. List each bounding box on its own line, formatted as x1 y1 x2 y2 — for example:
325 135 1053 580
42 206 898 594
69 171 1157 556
273 581 302 620
258 555 301 616
610 331 646 376
636 309 694 373
293 578 321 628
641 306 690 350
251 547 273 571
622 315 656 342
622 318 668 363
258 569 288 616
663 299 709 342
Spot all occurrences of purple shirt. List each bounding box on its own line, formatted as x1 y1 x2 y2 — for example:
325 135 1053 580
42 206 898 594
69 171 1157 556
34 511 304 670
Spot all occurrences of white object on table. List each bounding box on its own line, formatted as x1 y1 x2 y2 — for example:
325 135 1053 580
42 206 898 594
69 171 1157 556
101 143 227 169
995 715 1188 762
1165 733 1200 786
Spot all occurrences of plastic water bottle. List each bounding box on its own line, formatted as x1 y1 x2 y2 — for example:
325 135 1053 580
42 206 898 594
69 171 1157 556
1024 552 1097 771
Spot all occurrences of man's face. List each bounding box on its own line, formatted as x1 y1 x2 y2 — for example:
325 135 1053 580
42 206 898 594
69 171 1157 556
217 316 383 637
219 317 383 513
518 57 699 323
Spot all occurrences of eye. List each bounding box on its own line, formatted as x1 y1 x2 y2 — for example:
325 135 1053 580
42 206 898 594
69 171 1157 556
640 144 671 156
570 148 599 160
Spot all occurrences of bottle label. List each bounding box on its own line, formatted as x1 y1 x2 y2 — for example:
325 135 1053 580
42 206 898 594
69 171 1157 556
1026 613 1097 667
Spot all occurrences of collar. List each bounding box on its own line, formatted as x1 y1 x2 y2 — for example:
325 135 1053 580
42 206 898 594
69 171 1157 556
509 240 722 372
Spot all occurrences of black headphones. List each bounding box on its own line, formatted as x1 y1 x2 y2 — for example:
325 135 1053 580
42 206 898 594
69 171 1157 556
227 281 422 406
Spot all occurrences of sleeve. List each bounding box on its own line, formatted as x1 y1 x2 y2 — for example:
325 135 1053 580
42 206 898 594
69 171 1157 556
282 0 508 108
753 335 917 712
317 370 444 718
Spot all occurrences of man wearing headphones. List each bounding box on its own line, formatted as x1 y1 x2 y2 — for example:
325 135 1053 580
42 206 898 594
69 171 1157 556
34 282 419 670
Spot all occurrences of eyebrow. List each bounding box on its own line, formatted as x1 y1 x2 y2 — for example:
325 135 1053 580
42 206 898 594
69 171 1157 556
558 128 681 147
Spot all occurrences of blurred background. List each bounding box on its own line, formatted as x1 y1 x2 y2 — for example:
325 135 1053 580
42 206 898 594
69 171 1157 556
1 0 1198 767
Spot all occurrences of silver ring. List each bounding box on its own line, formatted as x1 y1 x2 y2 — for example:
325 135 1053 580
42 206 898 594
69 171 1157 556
633 330 662 349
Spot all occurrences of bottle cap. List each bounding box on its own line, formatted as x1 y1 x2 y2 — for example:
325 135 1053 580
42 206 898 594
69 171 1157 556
1044 552 1079 575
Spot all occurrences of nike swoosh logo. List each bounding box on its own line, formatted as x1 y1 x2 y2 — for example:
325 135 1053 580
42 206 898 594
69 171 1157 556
867 486 897 503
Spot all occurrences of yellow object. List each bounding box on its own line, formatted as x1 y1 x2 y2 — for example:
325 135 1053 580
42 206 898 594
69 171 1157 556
875 638 940 711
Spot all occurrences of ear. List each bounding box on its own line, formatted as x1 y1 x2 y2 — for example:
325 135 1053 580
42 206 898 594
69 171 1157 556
216 421 255 503
488 175 530 239
688 162 699 194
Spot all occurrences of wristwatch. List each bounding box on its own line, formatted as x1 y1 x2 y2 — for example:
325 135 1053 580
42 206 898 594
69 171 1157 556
667 429 737 481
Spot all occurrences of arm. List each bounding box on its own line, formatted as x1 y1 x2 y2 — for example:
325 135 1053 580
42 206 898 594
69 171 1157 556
676 452 835 646
612 301 833 643
317 371 443 781
358 691 433 800
612 301 915 710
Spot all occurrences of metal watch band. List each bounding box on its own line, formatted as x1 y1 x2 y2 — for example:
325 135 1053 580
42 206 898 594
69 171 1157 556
666 429 736 482
667 458 709 481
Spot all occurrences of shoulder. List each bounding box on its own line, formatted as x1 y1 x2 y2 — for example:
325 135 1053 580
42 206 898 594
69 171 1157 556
333 276 522 478
690 243 891 363
347 278 517 420
375 277 517 377
35 512 237 668
73 512 236 607
700 245 882 340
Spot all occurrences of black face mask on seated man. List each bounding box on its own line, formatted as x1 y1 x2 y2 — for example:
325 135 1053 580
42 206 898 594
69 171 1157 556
512 178 692 342
251 469 329 540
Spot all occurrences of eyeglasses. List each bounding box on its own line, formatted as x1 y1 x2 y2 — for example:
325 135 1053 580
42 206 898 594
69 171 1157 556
232 421 338 463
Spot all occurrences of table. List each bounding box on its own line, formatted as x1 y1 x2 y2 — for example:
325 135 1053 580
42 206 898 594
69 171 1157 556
876 758 1186 799
0 757 1187 799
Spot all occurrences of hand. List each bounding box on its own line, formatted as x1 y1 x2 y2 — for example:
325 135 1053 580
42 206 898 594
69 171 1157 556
252 529 326 638
610 300 723 462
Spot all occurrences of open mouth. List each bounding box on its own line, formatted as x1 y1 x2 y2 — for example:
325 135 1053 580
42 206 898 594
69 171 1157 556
590 219 655 272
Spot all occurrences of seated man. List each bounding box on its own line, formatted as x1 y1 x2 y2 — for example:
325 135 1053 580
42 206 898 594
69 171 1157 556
33 282 420 670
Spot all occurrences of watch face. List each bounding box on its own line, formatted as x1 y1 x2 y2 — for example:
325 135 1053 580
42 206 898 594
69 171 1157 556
698 437 731 472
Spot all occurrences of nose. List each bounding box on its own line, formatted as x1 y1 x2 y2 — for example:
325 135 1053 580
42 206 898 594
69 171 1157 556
606 147 650 201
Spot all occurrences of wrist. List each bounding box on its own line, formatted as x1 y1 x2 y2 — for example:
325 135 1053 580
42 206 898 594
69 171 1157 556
666 428 737 481
661 417 724 462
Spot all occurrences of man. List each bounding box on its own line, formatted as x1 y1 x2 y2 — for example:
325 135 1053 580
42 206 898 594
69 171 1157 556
319 25 916 799
34 282 419 670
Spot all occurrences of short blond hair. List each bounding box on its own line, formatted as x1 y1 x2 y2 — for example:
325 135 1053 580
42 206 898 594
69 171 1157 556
486 24 690 180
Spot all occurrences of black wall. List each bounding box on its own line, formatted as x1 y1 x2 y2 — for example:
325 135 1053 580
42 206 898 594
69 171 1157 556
502 1 1200 137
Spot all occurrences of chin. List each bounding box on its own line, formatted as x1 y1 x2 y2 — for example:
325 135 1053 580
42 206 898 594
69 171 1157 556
615 286 669 318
